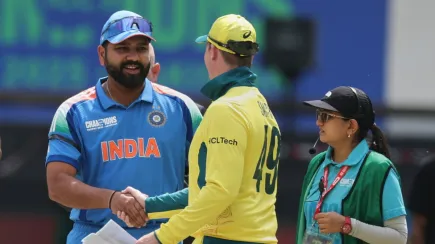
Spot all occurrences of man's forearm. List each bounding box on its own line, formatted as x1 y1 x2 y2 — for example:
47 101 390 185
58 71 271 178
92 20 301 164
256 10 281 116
156 184 237 243
48 172 114 209
146 188 188 213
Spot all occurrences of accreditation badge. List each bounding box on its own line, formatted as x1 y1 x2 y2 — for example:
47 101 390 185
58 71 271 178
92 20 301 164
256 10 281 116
302 224 333 244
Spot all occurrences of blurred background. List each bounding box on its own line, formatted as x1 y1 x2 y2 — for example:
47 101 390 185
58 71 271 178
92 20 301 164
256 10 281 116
1 0 435 243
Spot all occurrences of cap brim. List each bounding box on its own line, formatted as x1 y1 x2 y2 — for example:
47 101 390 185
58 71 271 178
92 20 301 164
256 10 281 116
195 35 207 43
106 30 156 44
303 100 338 112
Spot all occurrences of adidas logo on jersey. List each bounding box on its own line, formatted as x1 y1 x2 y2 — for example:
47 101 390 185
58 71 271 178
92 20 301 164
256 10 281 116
85 116 118 131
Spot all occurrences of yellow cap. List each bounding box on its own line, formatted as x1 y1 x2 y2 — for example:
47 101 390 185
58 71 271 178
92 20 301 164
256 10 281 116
195 14 257 56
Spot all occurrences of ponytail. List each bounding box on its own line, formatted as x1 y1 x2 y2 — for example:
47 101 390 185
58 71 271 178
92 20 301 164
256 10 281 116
369 124 391 159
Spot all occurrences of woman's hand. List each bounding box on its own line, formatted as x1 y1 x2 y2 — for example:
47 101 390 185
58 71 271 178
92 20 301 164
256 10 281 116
314 212 346 234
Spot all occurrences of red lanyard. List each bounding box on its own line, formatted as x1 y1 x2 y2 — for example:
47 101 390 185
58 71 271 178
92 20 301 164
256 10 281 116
314 165 350 217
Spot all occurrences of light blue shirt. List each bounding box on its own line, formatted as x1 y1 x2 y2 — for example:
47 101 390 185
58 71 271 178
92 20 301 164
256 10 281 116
303 141 406 244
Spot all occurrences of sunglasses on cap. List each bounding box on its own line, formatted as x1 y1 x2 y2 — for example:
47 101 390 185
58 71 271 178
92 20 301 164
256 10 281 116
208 36 259 56
101 16 153 41
316 109 349 123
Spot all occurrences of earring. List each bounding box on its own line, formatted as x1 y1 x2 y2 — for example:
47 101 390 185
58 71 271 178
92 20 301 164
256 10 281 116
348 134 351 138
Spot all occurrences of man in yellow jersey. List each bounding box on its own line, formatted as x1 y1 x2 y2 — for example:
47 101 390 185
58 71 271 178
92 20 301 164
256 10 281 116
119 14 281 244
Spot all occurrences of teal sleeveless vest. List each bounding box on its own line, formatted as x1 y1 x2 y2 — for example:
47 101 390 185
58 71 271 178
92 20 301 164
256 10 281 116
295 151 399 244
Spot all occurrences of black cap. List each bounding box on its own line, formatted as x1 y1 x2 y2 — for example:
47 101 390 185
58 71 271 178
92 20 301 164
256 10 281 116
303 86 375 128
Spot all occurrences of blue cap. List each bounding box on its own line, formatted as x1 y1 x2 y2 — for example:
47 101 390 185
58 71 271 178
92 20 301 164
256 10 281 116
100 10 155 45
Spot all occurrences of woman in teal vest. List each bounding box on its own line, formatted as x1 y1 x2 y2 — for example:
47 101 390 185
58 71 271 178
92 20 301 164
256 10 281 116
296 86 408 244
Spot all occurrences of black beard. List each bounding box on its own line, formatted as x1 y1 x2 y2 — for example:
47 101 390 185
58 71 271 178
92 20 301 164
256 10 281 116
105 58 151 89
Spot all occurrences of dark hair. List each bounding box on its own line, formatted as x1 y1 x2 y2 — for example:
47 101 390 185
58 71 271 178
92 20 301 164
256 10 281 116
357 123 391 159
102 41 109 49
347 87 391 159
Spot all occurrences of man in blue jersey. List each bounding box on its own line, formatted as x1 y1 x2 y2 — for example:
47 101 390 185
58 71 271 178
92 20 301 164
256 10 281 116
45 10 202 244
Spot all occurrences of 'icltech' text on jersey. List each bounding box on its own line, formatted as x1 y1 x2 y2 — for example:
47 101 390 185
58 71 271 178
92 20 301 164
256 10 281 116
45 78 202 227
155 67 280 244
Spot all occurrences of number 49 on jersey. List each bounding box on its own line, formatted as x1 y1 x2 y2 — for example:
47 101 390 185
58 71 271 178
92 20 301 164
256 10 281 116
253 125 281 195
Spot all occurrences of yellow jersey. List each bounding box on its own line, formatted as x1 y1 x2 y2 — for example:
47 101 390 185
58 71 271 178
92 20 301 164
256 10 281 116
154 67 281 244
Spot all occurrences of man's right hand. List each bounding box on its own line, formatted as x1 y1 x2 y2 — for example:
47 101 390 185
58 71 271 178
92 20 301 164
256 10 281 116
122 186 148 208
116 187 149 227
109 191 148 227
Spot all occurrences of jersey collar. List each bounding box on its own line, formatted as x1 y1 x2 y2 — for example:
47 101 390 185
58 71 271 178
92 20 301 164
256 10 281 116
96 77 154 110
200 66 257 101
324 140 370 167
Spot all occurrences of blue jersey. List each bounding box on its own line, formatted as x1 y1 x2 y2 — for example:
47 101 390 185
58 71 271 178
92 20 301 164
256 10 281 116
304 141 406 244
46 78 202 227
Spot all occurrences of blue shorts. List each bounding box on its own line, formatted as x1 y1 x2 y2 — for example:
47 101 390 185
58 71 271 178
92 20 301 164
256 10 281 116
66 221 161 244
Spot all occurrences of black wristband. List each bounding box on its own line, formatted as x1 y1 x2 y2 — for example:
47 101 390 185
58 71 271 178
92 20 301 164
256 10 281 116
108 191 118 209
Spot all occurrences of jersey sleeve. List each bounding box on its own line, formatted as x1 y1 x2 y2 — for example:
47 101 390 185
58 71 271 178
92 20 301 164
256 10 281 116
407 156 435 216
155 102 247 243
382 169 407 221
174 91 203 135
176 93 203 169
184 99 203 134
46 102 82 170
146 188 189 219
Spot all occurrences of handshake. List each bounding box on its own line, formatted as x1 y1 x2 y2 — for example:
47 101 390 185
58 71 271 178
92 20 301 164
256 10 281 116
109 187 149 228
